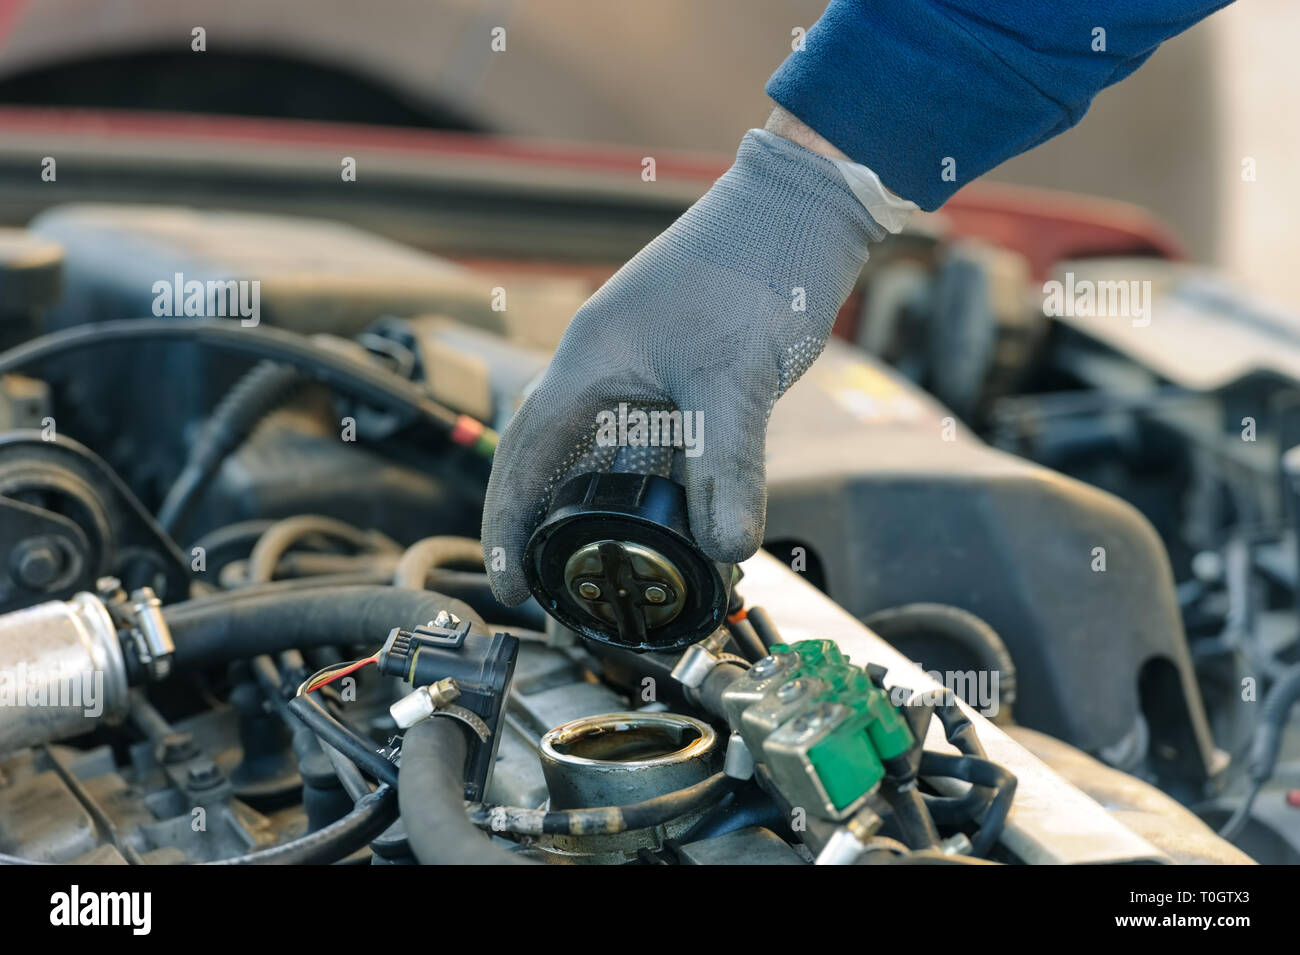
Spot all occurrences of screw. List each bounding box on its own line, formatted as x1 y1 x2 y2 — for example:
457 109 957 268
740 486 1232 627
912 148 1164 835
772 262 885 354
791 704 837 740
186 760 224 790
577 581 601 600
751 655 783 678
431 610 460 629
13 539 61 589
643 585 668 604
157 733 198 765
777 679 806 703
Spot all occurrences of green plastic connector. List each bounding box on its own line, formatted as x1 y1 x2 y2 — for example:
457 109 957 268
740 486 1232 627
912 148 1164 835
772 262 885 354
761 640 916 815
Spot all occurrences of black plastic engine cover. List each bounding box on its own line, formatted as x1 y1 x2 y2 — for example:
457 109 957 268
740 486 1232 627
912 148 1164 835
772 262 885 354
761 340 1218 785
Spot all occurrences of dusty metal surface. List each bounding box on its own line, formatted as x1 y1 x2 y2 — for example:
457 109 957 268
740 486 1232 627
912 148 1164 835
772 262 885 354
540 711 714 809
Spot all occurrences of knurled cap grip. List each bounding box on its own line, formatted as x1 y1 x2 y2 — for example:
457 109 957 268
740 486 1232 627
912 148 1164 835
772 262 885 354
524 472 731 653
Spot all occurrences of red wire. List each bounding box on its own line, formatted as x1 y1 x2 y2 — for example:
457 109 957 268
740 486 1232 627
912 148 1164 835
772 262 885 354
305 656 377 694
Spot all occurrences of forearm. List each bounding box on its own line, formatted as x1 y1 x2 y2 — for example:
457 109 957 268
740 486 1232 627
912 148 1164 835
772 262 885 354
768 0 1234 210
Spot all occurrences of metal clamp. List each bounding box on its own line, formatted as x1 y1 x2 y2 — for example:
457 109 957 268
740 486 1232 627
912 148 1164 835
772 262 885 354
108 583 174 682
390 677 492 742
670 628 731 689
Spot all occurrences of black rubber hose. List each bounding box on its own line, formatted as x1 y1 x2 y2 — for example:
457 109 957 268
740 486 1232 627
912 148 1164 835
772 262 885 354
1221 662 1300 839
923 702 997 825
251 655 370 801
727 617 768 662
207 785 398 865
162 585 485 671
1249 662 1300 784
678 785 787 843
864 603 1017 720
886 783 941 849
157 361 302 536
919 751 1018 856
286 693 400 788
697 662 747 717
201 566 545 630
399 717 535 865
745 606 783 649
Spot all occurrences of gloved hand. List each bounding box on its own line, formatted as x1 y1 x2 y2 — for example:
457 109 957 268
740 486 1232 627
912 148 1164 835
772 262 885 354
483 128 886 604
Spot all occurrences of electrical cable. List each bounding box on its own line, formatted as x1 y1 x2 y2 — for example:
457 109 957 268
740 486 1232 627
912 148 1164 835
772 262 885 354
157 360 303 535
286 692 399 789
726 615 768 662
918 750 1017 856
206 785 398 865
0 318 498 455
745 605 783 649
1218 661 1300 839
922 700 997 825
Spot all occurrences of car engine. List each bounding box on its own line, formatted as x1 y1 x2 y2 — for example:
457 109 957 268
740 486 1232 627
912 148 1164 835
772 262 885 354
0 202 1288 866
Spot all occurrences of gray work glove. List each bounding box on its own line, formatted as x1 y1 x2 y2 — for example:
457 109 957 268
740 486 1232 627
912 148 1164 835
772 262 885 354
483 128 886 604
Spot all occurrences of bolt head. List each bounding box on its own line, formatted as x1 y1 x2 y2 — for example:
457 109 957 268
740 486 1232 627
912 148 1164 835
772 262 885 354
643 585 668 604
157 733 198 765
791 703 838 740
777 679 805 703
577 581 601 600
431 610 460 629
186 760 223 789
13 539 60 589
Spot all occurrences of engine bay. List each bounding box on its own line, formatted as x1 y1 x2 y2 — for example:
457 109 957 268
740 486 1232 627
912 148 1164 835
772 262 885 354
0 201 1292 867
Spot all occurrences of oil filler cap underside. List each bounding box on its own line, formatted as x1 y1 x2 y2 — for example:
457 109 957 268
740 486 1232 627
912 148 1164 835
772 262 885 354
524 472 730 653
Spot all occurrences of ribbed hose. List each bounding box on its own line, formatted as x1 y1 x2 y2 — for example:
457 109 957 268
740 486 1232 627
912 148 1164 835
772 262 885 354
398 718 535 865
157 361 302 536
864 603 1017 721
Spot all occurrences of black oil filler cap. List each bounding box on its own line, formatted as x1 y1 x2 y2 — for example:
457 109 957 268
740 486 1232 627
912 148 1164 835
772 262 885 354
525 472 731 652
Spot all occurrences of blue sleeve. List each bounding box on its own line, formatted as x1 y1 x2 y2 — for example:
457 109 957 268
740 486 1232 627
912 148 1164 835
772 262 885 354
766 0 1234 211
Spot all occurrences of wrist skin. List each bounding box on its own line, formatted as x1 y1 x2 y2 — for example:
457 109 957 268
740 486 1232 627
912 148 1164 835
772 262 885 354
764 104 850 160
765 104 907 203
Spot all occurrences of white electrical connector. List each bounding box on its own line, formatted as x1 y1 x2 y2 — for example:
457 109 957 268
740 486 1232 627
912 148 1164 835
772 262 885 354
389 678 460 730
814 807 884 865
815 827 870 866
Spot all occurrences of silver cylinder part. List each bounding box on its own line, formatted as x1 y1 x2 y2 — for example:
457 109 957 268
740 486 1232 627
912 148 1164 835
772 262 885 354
0 593 129 755
539 711 716 810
